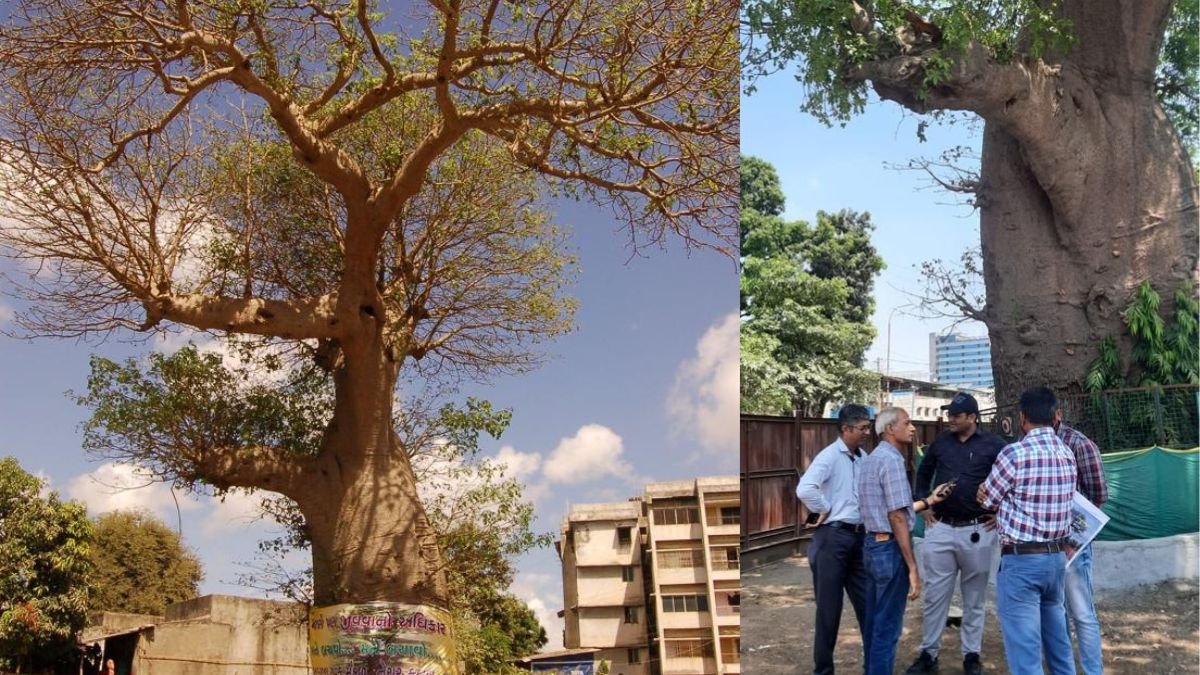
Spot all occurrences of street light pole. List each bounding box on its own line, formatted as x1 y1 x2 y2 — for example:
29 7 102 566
884 304 912 377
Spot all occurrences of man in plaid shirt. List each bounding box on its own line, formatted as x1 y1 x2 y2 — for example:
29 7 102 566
1056 416 1108 675
977 386 1077 675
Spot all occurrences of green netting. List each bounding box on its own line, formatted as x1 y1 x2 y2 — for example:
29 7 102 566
910 446 1200 541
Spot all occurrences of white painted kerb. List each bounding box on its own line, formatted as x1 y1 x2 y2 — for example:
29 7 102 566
1091 532 1199 592
914 532 1199 593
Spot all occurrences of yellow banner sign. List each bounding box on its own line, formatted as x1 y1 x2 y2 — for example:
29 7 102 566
309 602 456 675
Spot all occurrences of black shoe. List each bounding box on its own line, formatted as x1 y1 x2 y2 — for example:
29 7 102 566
903 651 938 675
963 653 983 675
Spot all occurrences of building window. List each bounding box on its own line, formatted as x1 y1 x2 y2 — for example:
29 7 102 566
658 548 705 568
665 639 715 659
716 591 740 615
653 506 699 525
719 506 740 525
711 546 739 570
720 637 740 663
627 648 641 664
617 526 632 549
621 565 635 582
623 606 638 624
662 594 709 612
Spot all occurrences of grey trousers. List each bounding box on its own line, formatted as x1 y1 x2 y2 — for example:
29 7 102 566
918 519 999 658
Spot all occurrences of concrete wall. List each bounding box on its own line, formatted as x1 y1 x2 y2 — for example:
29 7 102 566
86 596 309 675
595 647 650 675
912 532 1200 593
573 522 639 566
576 566 644 606
576 607 646 647
1092 532 1200 592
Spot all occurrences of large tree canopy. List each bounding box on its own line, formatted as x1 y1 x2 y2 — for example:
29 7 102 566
89 510 204 616
0 457 93 674
0 0 737 624
743 0 1198 403
740 155 883 416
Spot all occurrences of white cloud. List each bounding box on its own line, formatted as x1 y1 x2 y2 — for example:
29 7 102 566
201 490 266 537
0 298 13 325
494 445 543 481
542 424 634 485
666 313 739 465
65 462 201 520
511 572 564 652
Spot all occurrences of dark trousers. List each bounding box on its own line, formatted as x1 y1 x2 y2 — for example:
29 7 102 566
809 524 868 675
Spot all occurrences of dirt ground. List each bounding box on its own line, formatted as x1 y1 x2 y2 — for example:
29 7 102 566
742 555 1199 674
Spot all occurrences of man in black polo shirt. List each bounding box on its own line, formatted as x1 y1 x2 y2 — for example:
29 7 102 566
904 393 1005 675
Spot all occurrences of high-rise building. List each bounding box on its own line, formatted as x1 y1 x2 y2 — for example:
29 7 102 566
557 476 741 675
929 332 994 389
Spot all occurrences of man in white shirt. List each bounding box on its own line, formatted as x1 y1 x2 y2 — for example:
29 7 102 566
797 404 872 675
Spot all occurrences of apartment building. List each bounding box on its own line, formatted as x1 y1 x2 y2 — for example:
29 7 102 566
557 476 740 675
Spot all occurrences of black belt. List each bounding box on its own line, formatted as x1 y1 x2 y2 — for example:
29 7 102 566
824 521 866 534
938 515 989 527
1001 540 1065 556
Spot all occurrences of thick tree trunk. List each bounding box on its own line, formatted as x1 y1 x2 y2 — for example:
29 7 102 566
294 328 447 607
859 0 1198 406
978 0 1198 405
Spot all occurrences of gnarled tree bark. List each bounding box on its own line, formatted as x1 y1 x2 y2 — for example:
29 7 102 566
854 0 1198 404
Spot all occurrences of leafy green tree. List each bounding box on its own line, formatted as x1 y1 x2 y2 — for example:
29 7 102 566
743 0 1199 404
0 0 736 628
89 511 204 616
740 156 883 416
0 457 92 673
456 591 547 675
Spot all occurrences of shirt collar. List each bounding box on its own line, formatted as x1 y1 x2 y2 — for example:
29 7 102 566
1025 425 1057 440
875 439 900 456
834 437 861 458
951 426 985 446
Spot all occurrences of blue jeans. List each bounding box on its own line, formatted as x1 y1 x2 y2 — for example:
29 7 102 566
1065 543 1103 675
863 538 909 675
996 552 1076 675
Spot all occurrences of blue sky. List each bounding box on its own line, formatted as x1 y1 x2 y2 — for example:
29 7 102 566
741 67 991 381
0 195 737 649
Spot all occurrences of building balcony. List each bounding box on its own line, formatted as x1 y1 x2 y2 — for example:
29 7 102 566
705 564 734 581
662 657 718 675
705 522 740 537
658 611 712 630
650 523 702 542
714 605 740 626
654 565 706 585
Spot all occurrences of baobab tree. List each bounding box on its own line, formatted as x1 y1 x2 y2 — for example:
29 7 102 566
743 0 1198 404
0 0 737 656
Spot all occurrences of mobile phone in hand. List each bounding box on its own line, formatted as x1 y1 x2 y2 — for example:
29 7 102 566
937 480 958 498
805 511 822 525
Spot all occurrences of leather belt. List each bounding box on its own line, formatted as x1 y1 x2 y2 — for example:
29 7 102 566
1001 540 1065 556
938 515 989 527
824 521 866 534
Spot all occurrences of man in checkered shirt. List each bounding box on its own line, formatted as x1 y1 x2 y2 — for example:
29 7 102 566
977 386 1077 675
1056 415 1109 675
